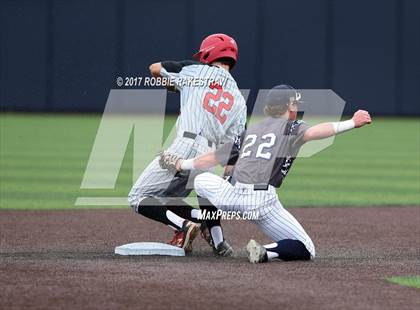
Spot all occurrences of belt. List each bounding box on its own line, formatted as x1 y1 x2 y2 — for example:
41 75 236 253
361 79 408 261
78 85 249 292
228 176 269 191
182 131 213 148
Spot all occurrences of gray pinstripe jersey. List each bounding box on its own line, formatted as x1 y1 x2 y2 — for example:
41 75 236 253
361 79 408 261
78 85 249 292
216 117 309 187
160 61 247 147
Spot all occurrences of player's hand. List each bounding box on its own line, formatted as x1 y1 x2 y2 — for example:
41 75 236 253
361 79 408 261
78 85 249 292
352 110 372 128
158 151 183 174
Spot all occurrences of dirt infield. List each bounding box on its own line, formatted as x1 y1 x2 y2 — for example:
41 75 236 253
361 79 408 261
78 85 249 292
1 207 419 310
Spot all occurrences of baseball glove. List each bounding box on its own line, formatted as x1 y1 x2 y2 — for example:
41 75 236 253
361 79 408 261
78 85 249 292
158 151 182 174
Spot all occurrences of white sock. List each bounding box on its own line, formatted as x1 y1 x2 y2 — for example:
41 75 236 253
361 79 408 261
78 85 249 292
264 243 279 260
264 242 278 249
165 210 184 230
266 250 279 260
191 209 201 219
210 226 224 248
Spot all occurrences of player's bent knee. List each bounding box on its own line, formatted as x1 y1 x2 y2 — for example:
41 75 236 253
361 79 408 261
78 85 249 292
128 196 138 211
308 243 316 260
129 196 154 214
305 238 316 259
128 190 141 210
276 239 312 261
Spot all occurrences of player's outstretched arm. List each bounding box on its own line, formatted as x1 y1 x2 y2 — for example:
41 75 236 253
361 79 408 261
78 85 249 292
158 151 220 173
303 110 372 142
177 152 220 171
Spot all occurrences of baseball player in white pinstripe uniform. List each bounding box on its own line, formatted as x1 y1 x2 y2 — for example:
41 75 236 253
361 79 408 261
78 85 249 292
159 85 372 262
128 33 247 255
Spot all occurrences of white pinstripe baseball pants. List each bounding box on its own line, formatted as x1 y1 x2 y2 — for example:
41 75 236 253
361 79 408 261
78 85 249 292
194 172 316 258
128 135 214 207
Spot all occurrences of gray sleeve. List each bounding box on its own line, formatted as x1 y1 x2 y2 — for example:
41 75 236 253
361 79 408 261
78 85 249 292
215 131 245 166
291 121 310 149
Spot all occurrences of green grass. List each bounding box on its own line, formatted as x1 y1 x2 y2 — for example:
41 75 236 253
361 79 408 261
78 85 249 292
386 276 420 289
0 113 419 209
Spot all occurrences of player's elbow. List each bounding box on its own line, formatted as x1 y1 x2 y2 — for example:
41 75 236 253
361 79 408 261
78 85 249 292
149 63 162 77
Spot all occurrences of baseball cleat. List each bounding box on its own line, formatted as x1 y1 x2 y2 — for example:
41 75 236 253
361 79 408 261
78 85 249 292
168 220 200 253
214 240 234 257
246 239 268 263
200 223 234 256
168 230 183 247
200 222 214 249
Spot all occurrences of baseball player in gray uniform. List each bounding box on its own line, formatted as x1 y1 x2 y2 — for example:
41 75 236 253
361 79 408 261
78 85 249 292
128 33 247 255
159 84 372 262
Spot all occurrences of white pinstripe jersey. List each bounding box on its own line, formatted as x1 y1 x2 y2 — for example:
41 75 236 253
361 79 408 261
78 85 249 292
160 60 247 147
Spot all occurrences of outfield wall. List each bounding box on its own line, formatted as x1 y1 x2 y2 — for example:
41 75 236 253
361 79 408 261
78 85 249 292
0 0 419 115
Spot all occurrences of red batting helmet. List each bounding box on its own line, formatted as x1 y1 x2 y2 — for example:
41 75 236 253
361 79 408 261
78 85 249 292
193 33 238 67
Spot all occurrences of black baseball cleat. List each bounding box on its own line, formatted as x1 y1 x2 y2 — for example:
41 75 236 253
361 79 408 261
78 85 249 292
246 239 268 263
200 223 234 257
213 240 234 257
